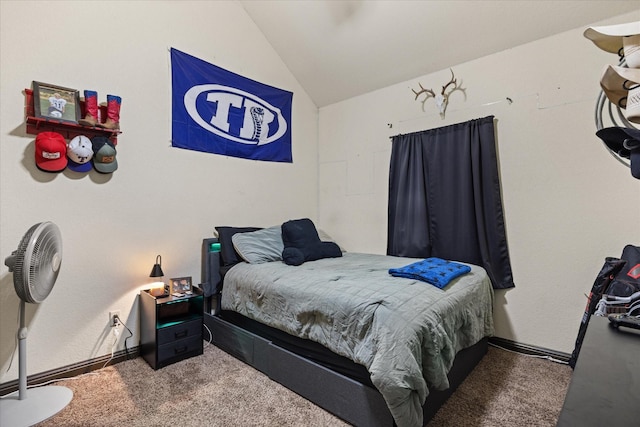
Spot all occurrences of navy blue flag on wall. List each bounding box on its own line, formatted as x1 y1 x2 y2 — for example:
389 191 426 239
171 48 293 162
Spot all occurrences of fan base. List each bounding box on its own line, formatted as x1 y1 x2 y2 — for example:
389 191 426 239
0 385 72 426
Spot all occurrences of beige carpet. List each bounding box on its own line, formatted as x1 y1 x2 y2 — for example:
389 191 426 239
36 344 571 427
429 346 571 426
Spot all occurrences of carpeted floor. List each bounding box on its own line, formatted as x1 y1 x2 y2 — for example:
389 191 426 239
36 343 571 426
429 346 571 426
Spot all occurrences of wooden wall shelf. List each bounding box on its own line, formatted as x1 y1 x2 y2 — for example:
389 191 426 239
24 88 121 144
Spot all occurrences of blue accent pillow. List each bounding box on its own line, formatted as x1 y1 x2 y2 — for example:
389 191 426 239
389 257 471 288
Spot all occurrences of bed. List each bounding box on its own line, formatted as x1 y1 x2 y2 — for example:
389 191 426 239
200 221 494 427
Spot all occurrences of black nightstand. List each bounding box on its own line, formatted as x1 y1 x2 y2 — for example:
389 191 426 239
139 287 204 370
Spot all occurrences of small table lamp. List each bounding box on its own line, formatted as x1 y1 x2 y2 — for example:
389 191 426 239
149 255 167 297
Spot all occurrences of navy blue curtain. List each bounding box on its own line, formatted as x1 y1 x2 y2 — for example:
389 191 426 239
387 116 515 289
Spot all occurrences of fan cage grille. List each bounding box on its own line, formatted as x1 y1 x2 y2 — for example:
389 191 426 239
13 222 62 304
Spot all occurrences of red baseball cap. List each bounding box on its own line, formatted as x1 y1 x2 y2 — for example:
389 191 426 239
35 132 67 172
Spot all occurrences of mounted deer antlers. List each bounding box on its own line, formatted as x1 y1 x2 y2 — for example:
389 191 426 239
412 69 465 118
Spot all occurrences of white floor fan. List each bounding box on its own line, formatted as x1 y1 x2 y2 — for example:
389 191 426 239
0 221 72 427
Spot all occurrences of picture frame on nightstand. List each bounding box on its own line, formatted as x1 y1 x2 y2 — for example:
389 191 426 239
169 276 192 295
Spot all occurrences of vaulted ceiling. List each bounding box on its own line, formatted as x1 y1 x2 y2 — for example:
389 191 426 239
240 1 640 107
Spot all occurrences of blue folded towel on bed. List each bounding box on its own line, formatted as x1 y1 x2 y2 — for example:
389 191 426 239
388 257 471 288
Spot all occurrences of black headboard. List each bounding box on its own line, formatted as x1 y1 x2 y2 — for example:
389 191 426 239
201 238 221 298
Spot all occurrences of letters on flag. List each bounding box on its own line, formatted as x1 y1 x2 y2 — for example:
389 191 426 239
171 48 293 163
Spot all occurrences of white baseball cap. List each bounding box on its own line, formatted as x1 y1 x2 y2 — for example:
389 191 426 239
584 21 640 53
67 135 93 172
600 64 640 124
584 21 640 68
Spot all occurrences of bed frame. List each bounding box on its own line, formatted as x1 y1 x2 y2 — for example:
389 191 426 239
201 238 488 426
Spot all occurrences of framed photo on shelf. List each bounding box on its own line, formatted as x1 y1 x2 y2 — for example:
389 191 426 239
169 277 192 295
32 81 80 124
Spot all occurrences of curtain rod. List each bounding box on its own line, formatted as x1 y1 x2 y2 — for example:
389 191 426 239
387 97 514 135
388 114 501 139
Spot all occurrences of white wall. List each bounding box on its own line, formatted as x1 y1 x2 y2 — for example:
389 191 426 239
318 11 640 353
0 1 319 382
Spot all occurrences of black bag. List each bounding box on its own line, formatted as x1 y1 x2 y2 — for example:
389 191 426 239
568 245 640 368
606 245 640 297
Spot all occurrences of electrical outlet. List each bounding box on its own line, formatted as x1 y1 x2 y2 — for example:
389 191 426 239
109 310 121 327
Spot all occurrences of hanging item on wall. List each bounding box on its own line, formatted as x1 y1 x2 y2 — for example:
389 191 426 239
596 127 640 179
170 48 293 163
78 91 122 130
584 21 640 68
32 82 80 124
66 135 94 173
91 136 118 174
599 65 640 124
34 131 68 172
24 82 123 147
411 69 465 118
584 20 640 180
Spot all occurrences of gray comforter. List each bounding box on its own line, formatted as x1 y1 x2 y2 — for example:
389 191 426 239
221 253 494 427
